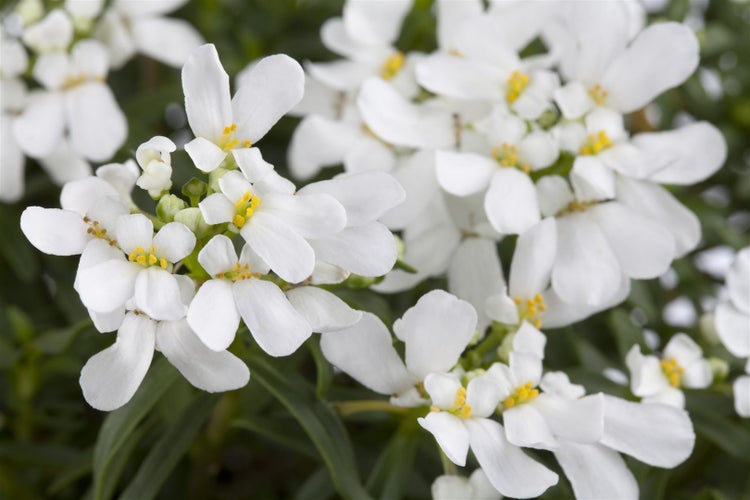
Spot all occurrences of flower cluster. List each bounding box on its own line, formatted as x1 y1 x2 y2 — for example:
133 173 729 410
0 0 203 202
20 43 404 411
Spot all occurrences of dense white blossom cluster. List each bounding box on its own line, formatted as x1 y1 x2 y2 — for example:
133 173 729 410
10 0 748 498
0 0 203 202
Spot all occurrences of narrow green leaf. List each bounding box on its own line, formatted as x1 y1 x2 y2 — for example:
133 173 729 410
48 448 93 495
309 335 333 399
246 352 372 500
233 416 317 458
0 208 39 283
294 467 335 500
689 402 750 463
608 309 645 359
119 393 219 500
365 420 420 500
92 357 180 500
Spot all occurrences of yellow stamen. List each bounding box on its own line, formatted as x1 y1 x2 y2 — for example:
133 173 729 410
588 84 608 105
660 358 685 388
381 51 405 80
218 123 251 152
506 70 530 104
128 245 168 269
217 262 258 282
83 217 118 246
502 382 539 410
232 190 261 228
61 74 105 91
514 294 547 328
579 130 613 156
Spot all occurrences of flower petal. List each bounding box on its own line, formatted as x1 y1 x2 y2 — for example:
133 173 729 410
241 211 315 283
663 333 703 365
503 404 558 449
299 170 406 226
131 16 203 68
75 259 138 313
65 83 127 162
152 222 196 263
715 302 750 358
320 312 413 395
134 268 187 321
156 319 249 391
182 43 232 143
509 217 556 299
310 222 398 277
534 393 604 444
285 286 362 333
187 279 240 351
232 147 273 183
13 91 64 158
79 312 155 411
342 0 412 45
465 418 558 498
233 54 305 143
234 278 311 357
197 234 238 276
554 442 638 500
591 202 675 279
727 248 750 314
436 151 496 196
625 345 669 398
416 54 502 101
116 213 153 254
734 375 750 418
20 207 89 256
552 213 622 306
600 395 695 467
198 193 235 225
260 192 346 238
395 290 477 379
601 22 699 113
184 136 227 173
418 412 470 466
485 169 540 235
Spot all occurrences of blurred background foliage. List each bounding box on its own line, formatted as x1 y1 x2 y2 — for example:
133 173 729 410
0 0 749 498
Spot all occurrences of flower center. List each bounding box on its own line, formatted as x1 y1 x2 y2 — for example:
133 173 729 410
513 293 546 328
502 381 539 410
128 246 168 269
660 357 685 388
216 262 259 282
506 70 530 104
82 216 117 246
381 51 405 80
218 123 252 152
61 74 104 90
430 387 472 419
492 142 531 173
232 190 261 228
579 130 613 156
588 84 608 105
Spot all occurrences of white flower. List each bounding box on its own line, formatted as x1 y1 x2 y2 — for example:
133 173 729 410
715 247 750 360
626 333 713 408
199 169 346 283
541 371 695 499
182 44 304 173
187 234 346 357
734 367 750 418
551 4 698 118
135 136 176 198
321 290 477 405
21 9 73 54
79 276 249 411
1 34 30 202
299 170 405 278
436 111 559 235
20 176 127 257
75 214 196 321
94 0 203 69
431 469 500 500
418 371 559 499
13 39 127 162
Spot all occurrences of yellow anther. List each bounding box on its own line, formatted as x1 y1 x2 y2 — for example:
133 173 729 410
218 123 250 152
514 294 547 328
136 255 146 264
381 51 405 80
128 245 168 269
61 73 103 90
502 381 539 410
457 405 472 419
660 358 685 388
492 143 519 168
217 262 259 282
148 254 157 265
579 130 613 156
506 70 530 104
588 84 608 105
233 214 246 228
453 387 467 407
430 405 440 413
159 258 168 269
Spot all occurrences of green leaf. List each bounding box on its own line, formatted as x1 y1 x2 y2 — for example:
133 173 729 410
309 335 333 399
48 449 93 495
688 394 750 463
233 415 317 458
92 357 180 500
246 352 372 500
0 207 40 283
365 420 421 500
608 309 645 359
119 393 219 500
294 467 335 500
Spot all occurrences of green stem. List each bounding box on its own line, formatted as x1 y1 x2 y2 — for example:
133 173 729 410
332 400 412 417
439 449 457 476
461 323 508 370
